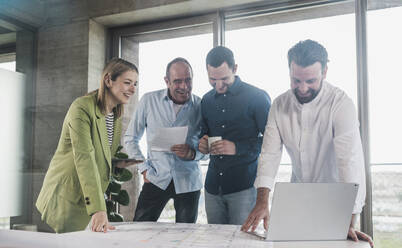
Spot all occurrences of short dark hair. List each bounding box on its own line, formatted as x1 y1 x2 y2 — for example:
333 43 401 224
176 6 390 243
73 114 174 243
206 46 235 70
287 39 328 70
165 57 193 79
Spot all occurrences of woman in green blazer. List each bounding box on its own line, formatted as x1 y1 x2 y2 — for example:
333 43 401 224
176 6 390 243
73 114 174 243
36 58 138 233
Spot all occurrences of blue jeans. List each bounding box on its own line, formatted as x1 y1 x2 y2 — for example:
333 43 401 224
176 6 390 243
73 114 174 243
205 187 256 225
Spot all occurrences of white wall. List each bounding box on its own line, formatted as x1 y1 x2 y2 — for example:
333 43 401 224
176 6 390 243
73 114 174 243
0 68 25 217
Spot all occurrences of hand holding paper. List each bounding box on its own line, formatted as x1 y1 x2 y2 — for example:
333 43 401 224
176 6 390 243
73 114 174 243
149 126 188 152
171 144 194 160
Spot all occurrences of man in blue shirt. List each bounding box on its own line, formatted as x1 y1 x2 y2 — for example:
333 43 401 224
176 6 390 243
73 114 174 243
124 57 204 223
198 46 271 224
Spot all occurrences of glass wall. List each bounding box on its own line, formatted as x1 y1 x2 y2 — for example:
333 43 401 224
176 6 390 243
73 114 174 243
367 5 402 248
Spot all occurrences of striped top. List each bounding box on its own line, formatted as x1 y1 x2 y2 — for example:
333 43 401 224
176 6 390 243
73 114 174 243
105 112 114 147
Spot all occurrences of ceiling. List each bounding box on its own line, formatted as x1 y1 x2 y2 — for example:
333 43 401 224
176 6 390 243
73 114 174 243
0 23 16 48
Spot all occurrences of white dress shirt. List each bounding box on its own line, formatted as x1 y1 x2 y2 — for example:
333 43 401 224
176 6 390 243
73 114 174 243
254 81 366 214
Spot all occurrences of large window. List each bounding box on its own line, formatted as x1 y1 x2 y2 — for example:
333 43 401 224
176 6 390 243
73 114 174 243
367 5 402 248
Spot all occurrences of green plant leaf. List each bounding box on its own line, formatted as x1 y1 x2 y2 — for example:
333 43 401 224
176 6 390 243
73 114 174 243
116 189 130 206
114 152 128 159
106 145 131 223
114 167 123 174
113 213 124 222
108 212 124 222
116 145 123 153
105 199 115 214
113 168 132 182
107 211 116 222
107 181 121 194
109 212 124 222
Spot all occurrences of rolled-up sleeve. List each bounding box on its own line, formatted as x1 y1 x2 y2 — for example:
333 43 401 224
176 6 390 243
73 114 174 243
124 96 148 172
333 98 366 214
254 101 283 191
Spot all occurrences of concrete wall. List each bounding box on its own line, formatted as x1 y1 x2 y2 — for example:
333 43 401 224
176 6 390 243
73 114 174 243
0 0 45 28
119 37 140 221
88 0 263 26
11 29 36 227
30 0 90 231
88 19 106 92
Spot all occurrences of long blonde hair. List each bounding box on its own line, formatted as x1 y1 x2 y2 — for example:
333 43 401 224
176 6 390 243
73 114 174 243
96 58 138 118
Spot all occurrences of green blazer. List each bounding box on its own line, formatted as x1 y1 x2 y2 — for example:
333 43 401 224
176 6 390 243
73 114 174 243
36 92 122 233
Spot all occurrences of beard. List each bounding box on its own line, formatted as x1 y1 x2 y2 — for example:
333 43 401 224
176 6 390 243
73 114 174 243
294 88 318 104
293 80 323 104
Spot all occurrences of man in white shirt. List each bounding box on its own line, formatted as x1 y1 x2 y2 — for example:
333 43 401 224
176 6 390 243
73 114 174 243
241 39 373 247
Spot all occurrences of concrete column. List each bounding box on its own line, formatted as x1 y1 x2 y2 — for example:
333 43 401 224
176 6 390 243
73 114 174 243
88 19 106 92
10 29 36 228
32 20 90 232
119 36 140 221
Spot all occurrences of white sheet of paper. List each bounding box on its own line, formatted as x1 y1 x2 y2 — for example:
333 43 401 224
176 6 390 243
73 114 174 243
150 126 188 152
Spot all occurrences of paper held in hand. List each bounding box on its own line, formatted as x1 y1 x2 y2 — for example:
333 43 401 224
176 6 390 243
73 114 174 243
149 126 188 152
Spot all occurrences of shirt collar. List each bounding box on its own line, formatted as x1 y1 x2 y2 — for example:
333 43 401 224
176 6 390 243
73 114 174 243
162 88 194 106
214 76 242 97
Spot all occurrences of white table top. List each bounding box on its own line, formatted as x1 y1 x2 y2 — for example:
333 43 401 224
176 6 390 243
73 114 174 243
0 222 370 248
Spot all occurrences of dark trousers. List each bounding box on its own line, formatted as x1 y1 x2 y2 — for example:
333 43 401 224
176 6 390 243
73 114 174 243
133 180 200 223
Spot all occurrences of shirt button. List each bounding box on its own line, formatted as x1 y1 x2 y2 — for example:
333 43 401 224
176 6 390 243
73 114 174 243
220 156 223 159
222 125 225 128
222 109 225 113
223 94 226 97
219 172 223 176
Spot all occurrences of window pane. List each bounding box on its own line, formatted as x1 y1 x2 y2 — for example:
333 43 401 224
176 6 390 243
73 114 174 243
368 5 402 248
139 34 212 98
0 61 15 72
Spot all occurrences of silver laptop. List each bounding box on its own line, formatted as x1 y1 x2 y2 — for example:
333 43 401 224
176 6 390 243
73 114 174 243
265 182 358 241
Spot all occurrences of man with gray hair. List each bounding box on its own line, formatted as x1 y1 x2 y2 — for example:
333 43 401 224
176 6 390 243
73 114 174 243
124 57 204 223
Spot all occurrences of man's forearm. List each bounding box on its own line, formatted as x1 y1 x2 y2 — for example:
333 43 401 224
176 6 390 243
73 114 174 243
350 214 358 228
256 187 270 206
234 137 261 156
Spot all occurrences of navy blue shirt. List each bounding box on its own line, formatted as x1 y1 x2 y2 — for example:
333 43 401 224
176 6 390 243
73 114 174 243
201 76 271 195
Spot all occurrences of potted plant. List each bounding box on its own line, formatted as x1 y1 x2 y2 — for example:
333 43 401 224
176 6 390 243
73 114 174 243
105 145 132 222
